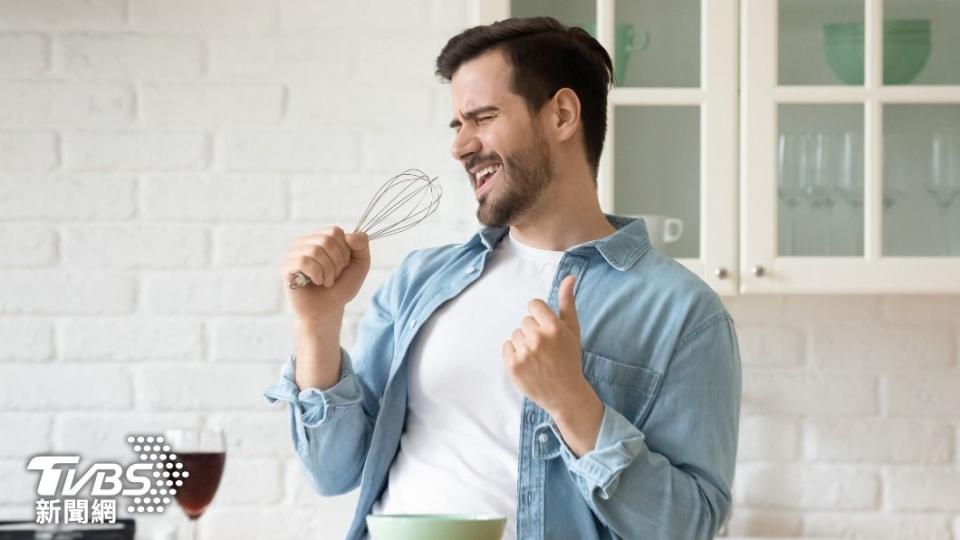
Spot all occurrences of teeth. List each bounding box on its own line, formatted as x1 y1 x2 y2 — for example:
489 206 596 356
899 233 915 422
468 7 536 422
475 164 499 184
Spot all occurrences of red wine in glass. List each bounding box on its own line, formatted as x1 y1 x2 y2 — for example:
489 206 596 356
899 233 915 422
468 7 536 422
163 428 226 540
170 451 226 519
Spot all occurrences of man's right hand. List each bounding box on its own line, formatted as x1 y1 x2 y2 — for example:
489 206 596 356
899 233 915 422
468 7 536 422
281 226 371 325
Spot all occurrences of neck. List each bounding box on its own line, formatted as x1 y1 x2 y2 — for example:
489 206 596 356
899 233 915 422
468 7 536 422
507 164 616 251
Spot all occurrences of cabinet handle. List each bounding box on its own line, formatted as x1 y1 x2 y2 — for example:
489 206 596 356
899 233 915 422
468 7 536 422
751 265 765 277
715 267 728 279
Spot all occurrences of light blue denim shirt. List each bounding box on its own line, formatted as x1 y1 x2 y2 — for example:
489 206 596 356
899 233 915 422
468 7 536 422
264 214 742 540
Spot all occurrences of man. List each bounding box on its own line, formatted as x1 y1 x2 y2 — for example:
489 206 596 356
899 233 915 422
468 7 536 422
265 17 741 540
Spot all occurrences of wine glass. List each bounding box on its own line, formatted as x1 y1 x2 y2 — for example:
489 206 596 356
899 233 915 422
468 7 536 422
926 131 960 254
778 133 805 255
882 131 913 255
833 131 865 255
163 428 226 540
884 132 910 210
799 133 836 255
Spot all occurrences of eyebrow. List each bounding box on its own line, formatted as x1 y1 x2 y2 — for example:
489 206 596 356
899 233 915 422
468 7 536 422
449 105 499 129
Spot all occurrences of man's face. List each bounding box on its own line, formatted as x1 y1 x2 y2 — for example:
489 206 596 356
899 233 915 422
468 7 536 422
449 50 554 228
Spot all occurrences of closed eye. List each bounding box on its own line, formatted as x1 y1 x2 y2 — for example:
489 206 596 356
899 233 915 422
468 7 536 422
449 105 500 130
451 115 494 133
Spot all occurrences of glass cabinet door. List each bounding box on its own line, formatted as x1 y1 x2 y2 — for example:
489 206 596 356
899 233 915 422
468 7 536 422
742 0 960 293
883 104 960 256
491 0 739 294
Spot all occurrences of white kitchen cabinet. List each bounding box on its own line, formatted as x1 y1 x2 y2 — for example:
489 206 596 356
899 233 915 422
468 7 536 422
479 0 960 294
742 0 960 293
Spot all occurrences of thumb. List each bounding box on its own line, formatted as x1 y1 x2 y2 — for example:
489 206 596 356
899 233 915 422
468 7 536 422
344 231 370 262
558 275 580 337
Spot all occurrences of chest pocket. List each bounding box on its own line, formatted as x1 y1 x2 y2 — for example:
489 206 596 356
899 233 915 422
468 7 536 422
581 350 662 427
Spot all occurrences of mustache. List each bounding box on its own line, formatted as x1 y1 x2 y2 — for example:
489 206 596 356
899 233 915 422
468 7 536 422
465 154 502 174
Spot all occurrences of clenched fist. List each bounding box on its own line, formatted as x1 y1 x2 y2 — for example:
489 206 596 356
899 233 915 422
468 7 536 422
281 226 370 326
502 275 603 456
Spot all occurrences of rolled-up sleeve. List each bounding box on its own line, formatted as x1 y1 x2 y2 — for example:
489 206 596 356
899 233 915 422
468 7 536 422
551 312 742 539
263 350 366 454
550 405 646 500
262 256 405 496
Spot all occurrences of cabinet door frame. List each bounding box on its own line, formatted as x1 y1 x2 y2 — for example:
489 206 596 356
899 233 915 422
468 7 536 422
479 0 741 296
741 0 960 294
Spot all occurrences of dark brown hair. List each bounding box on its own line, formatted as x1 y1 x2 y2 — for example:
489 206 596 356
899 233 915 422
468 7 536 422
435 17 613 181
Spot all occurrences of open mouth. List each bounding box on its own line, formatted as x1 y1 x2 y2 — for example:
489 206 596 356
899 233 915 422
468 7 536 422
474 163 501 196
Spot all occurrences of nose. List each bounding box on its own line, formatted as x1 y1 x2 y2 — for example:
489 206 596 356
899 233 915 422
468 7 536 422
450 125 481 164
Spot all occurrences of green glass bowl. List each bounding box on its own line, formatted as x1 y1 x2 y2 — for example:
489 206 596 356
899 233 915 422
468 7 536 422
584 22 646 84
823 19 931 85
366 514 507 540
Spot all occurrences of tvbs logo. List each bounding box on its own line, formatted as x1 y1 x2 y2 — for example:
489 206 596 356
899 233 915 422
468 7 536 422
27 434 183 519
27 455 152 497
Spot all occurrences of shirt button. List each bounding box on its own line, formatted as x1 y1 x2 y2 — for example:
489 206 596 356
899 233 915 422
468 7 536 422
408 319 416 328
538 432 549 444
464 265 477 274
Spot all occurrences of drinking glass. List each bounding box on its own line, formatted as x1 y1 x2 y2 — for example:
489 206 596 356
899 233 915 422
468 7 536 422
778 133 805 255
834 131 865 254
163 428 227 540
884 132 910 210
926 131 960 254
799 133 836 254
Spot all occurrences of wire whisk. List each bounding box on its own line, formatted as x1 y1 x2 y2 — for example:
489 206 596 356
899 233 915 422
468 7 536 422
289 168 442 289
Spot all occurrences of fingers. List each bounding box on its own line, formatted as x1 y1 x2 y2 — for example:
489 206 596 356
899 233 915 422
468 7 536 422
557 275 580 336
325 227 352 272
284 226 353 288
286 246 336 288
344 230 371 262
519 315 540 338
282 256 323 286
313 248 337 288
502 340 517 365
526 299 558 332
297 227 350 277
510 328 528 356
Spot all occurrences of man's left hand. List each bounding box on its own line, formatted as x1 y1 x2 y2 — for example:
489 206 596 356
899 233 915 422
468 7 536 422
502 275 603 457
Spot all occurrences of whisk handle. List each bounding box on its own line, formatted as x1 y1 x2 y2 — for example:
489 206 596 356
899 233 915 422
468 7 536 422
289 271 312 289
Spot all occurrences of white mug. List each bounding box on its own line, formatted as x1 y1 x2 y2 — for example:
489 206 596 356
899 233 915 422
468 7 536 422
627 214 683 249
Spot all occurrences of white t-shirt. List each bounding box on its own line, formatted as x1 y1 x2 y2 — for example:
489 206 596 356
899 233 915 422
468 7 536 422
371 229 564 539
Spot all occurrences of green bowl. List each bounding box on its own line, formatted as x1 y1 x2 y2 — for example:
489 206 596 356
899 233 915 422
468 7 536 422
823 19 931 85
366 514 507 540
584 22 641 84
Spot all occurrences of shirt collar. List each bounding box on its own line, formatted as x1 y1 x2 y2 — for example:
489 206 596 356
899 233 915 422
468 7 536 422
469 213 651 271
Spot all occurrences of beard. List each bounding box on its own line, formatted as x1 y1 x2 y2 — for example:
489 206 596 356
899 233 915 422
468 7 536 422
475 125 554 228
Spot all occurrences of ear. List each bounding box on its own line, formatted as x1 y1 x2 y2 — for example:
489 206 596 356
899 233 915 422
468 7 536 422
549 88 582 143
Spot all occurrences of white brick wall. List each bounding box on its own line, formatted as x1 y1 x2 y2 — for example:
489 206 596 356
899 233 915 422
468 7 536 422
66 130 209 171
0 0 126 27
0 130 58 170
0 34 48 76
734 464 882 511
806 419 954 464
0 319 54 361
53 412 201 461
0 413 51 456
725 294 960 538
0 175 136 219
0 82 134 126
59 34 204 79
804 513 954 540
0 271 137 314
1 2 958 539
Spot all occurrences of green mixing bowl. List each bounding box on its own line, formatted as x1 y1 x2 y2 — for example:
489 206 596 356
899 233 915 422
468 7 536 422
366 514 507 540
823 18 931 85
